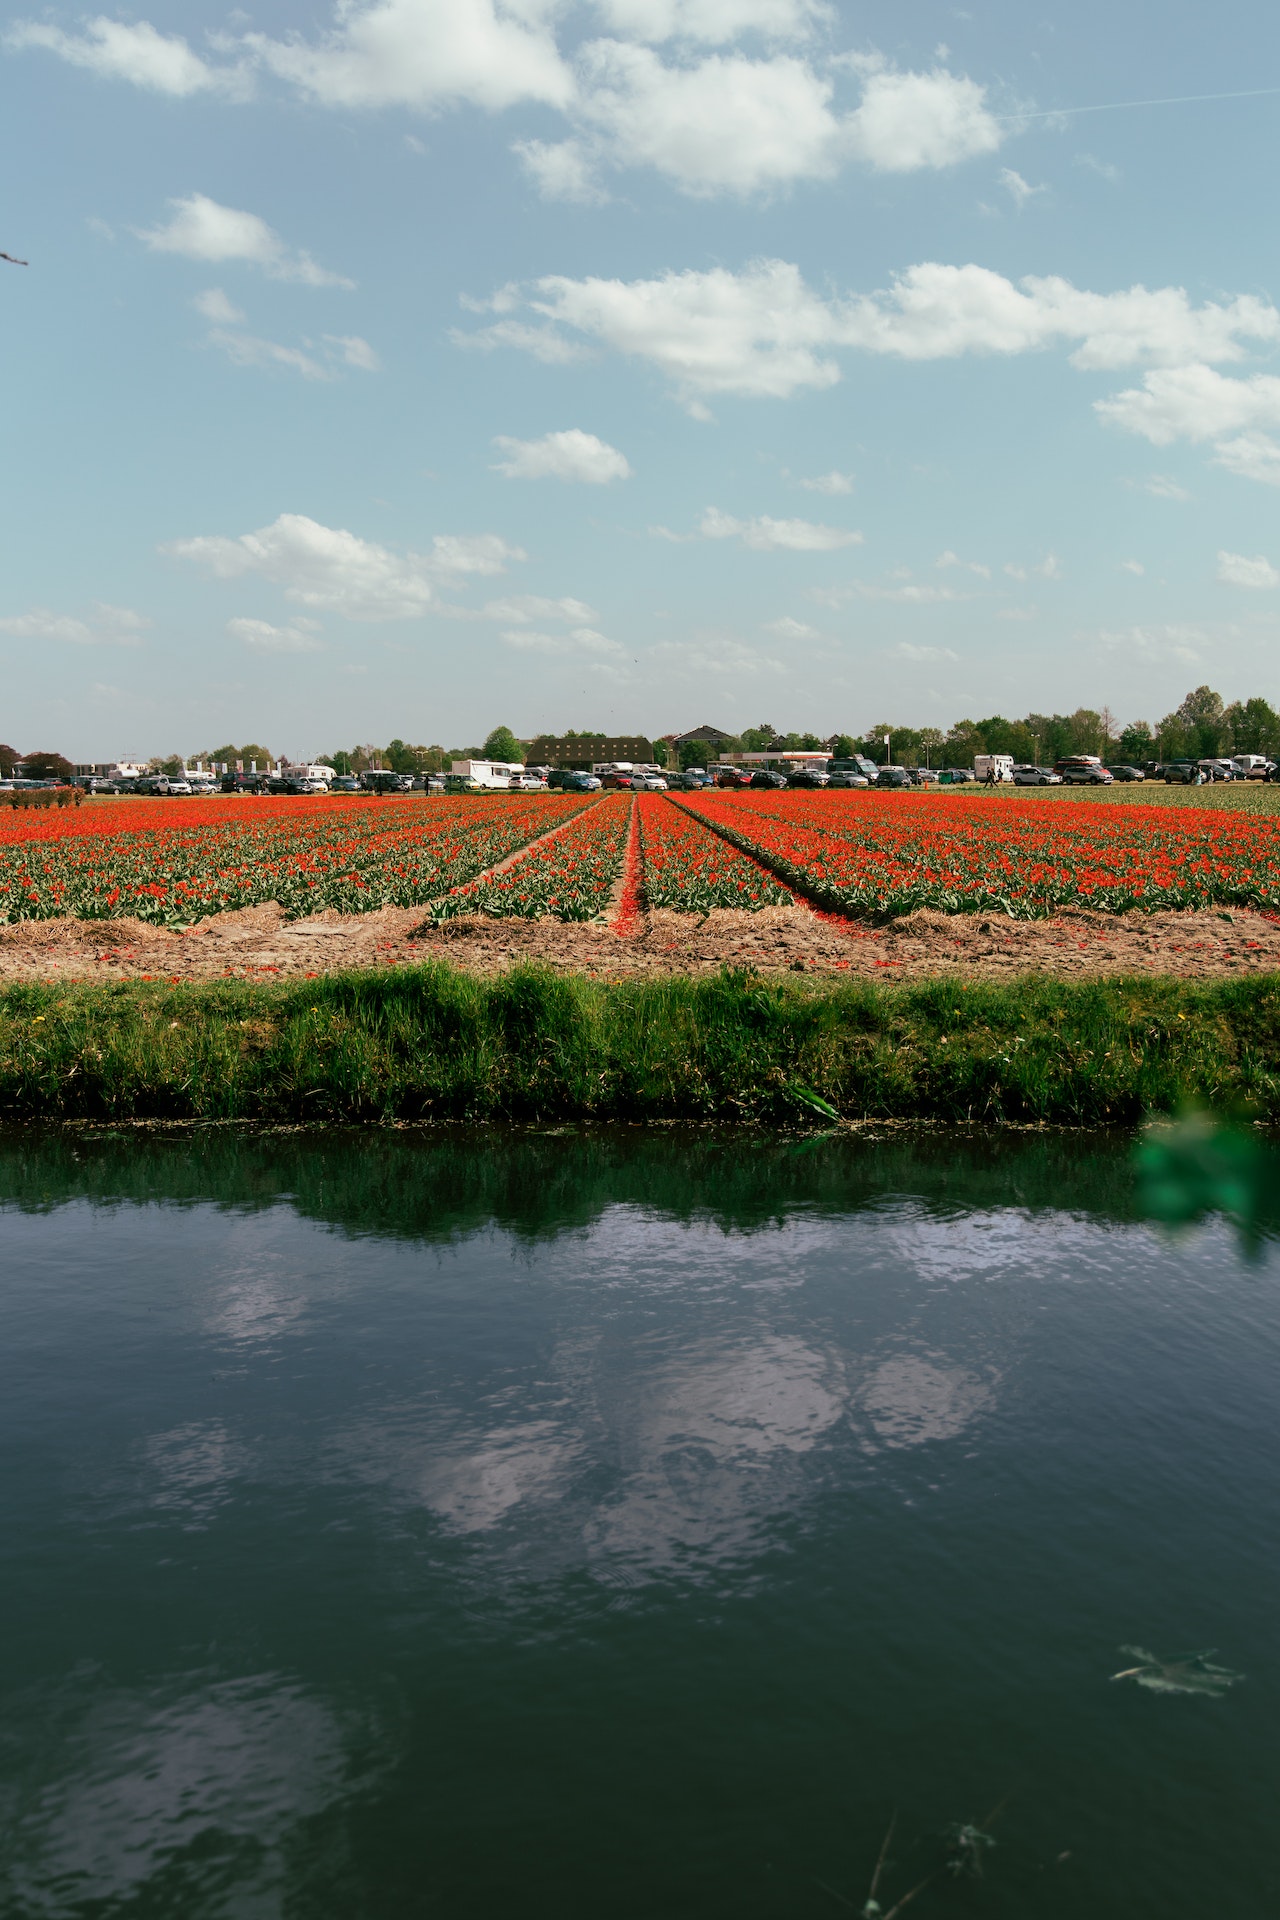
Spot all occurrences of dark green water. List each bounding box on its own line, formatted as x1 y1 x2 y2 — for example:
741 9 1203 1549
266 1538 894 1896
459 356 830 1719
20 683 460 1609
0 1127 1275 1918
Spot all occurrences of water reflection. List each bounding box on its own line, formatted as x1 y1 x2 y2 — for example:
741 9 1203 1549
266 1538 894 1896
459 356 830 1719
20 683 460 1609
9 1675 354 1919
1 1128 1276 1919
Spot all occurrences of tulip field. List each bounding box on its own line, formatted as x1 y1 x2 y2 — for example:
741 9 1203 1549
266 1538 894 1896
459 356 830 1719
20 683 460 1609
678 789 1280 918
2 787 1280 927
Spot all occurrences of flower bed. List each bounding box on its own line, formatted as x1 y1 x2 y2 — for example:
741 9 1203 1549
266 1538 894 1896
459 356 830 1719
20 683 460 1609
642 796 791 911
433 793 630 921
682 789 1280 918
0 794 587 925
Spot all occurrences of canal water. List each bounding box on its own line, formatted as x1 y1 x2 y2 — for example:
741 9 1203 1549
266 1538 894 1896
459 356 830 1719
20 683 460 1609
0 1127 1275 1918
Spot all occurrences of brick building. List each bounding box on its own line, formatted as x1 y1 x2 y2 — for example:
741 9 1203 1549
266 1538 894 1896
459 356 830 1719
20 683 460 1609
526 734 654 769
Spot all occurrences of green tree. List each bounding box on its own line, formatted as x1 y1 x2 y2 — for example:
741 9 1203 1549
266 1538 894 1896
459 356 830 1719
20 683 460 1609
652 739 671 767
483 725 526 763
1225 696 1280 756
159 755 185 779
918 728 945 768
679 739 712 770
1175 685 1226 757
236 743 272 768
830 734 858 759
0 744 19 776
1117 720 1155 762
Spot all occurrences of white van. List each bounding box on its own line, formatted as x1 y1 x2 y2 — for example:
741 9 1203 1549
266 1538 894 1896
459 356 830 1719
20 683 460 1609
973 755 1015 783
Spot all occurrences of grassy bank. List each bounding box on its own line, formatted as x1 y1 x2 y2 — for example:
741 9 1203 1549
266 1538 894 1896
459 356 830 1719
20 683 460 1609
2 962 1279 1124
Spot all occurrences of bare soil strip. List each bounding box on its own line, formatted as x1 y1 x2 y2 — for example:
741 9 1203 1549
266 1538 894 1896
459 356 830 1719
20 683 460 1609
3 901 1280 983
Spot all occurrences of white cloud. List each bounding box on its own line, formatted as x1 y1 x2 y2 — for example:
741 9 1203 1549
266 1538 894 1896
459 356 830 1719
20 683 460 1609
1074 152 1120 181
138 194 353 288
1003 553 1062 580
895 641 959 661
228 616 325 651
934 548 990 577
1097 623 1204 663
700 506 861 549
500 626 624 655
12 9 1003 198
1217 550 1279 589
651 632 786 675
998 166 1044 209
482 594 598 624
1097 365 1280 487
846 62 1001 172
462 259 1280 411
0 602 149 646
567 43 847 197
512 138 610 204
5 17 249 96
205 329 331 380
1140 473 1190 501
243 0 574 112
763 615 818 638
325 334 381 370
492 428 632 482
165 513 524 620
1119 559 1145 575
193 287 245 324
592 0 832 43
997 605 1038 621
797 469 853 494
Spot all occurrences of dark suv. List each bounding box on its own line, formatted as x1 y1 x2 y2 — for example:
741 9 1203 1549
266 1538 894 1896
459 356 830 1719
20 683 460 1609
1055 758 1113 785
875 766 914 789
749 769 789 789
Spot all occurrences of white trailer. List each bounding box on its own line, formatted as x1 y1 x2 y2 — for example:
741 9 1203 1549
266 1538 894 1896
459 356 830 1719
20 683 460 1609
449 759 522 788
974 755 1015 783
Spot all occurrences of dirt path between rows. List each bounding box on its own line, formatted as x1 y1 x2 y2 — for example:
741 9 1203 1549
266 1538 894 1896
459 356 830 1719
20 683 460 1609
2 899 1280 984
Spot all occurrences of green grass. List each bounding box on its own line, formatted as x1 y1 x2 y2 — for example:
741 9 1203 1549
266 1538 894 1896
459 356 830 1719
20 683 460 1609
2 963 1279 1124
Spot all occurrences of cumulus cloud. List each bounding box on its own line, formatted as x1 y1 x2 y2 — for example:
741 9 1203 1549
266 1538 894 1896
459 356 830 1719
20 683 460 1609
1097 623 1205 663
935 548 991 577
165 513 524 620
492 428 632 482
593 0 833 42
763 615 818 638
460 258 1280 413
1003 553 1062 581
0 602 149 646
500 625 624 655
1119 558 1145 575
482 593 598 623
193 287 244 324
999 166 1044 209
228 616 325 651
5 16 249 96
13 7 1003 199
845 62 1001 172
797 469 853 493
895 641 959 661
1096 365 1280 486
1217 550 1279 589
138 193 353 287
699 506 861 549
651 632 787 675
1140 473 1191 501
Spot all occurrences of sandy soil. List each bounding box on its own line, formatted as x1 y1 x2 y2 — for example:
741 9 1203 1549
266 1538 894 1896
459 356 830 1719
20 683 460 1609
2 897 1279 983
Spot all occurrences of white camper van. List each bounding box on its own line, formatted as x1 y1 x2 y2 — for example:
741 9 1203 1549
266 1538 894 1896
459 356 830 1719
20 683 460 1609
973 755 1015 784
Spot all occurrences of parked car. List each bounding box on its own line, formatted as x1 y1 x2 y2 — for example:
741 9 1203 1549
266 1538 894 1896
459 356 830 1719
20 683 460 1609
936 768 975 785
675 769 713 788
1104 764 1145 782
826 770 869 788
911 767 939 785
509 774 548 791
444 774 481 794
715 769 753 788
1056 758 1113 785
1012 765 1061 786
787 768 830 789
875 766 913 790
635 774 668 790
331 776 360 793
1162 760 1199 784
1232 754 1273 780
560 772 602 791
602 772 638 789
749 769 790 789
1199 759 1236 782
827 756 881 784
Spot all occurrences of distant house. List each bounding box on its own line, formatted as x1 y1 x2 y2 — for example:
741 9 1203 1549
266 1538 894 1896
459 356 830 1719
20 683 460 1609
670 724 736 747
526 734 654 769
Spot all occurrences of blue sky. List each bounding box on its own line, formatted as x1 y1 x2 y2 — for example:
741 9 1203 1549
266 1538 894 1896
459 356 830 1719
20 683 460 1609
4 0 1280 758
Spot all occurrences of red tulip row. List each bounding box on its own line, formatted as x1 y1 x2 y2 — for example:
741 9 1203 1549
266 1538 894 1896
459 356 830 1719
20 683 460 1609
432 793 632 921
682 789 1280 918
640 795 792 911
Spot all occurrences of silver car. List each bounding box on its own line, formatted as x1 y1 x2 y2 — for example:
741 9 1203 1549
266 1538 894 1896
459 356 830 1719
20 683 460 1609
1012 765 1062 786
